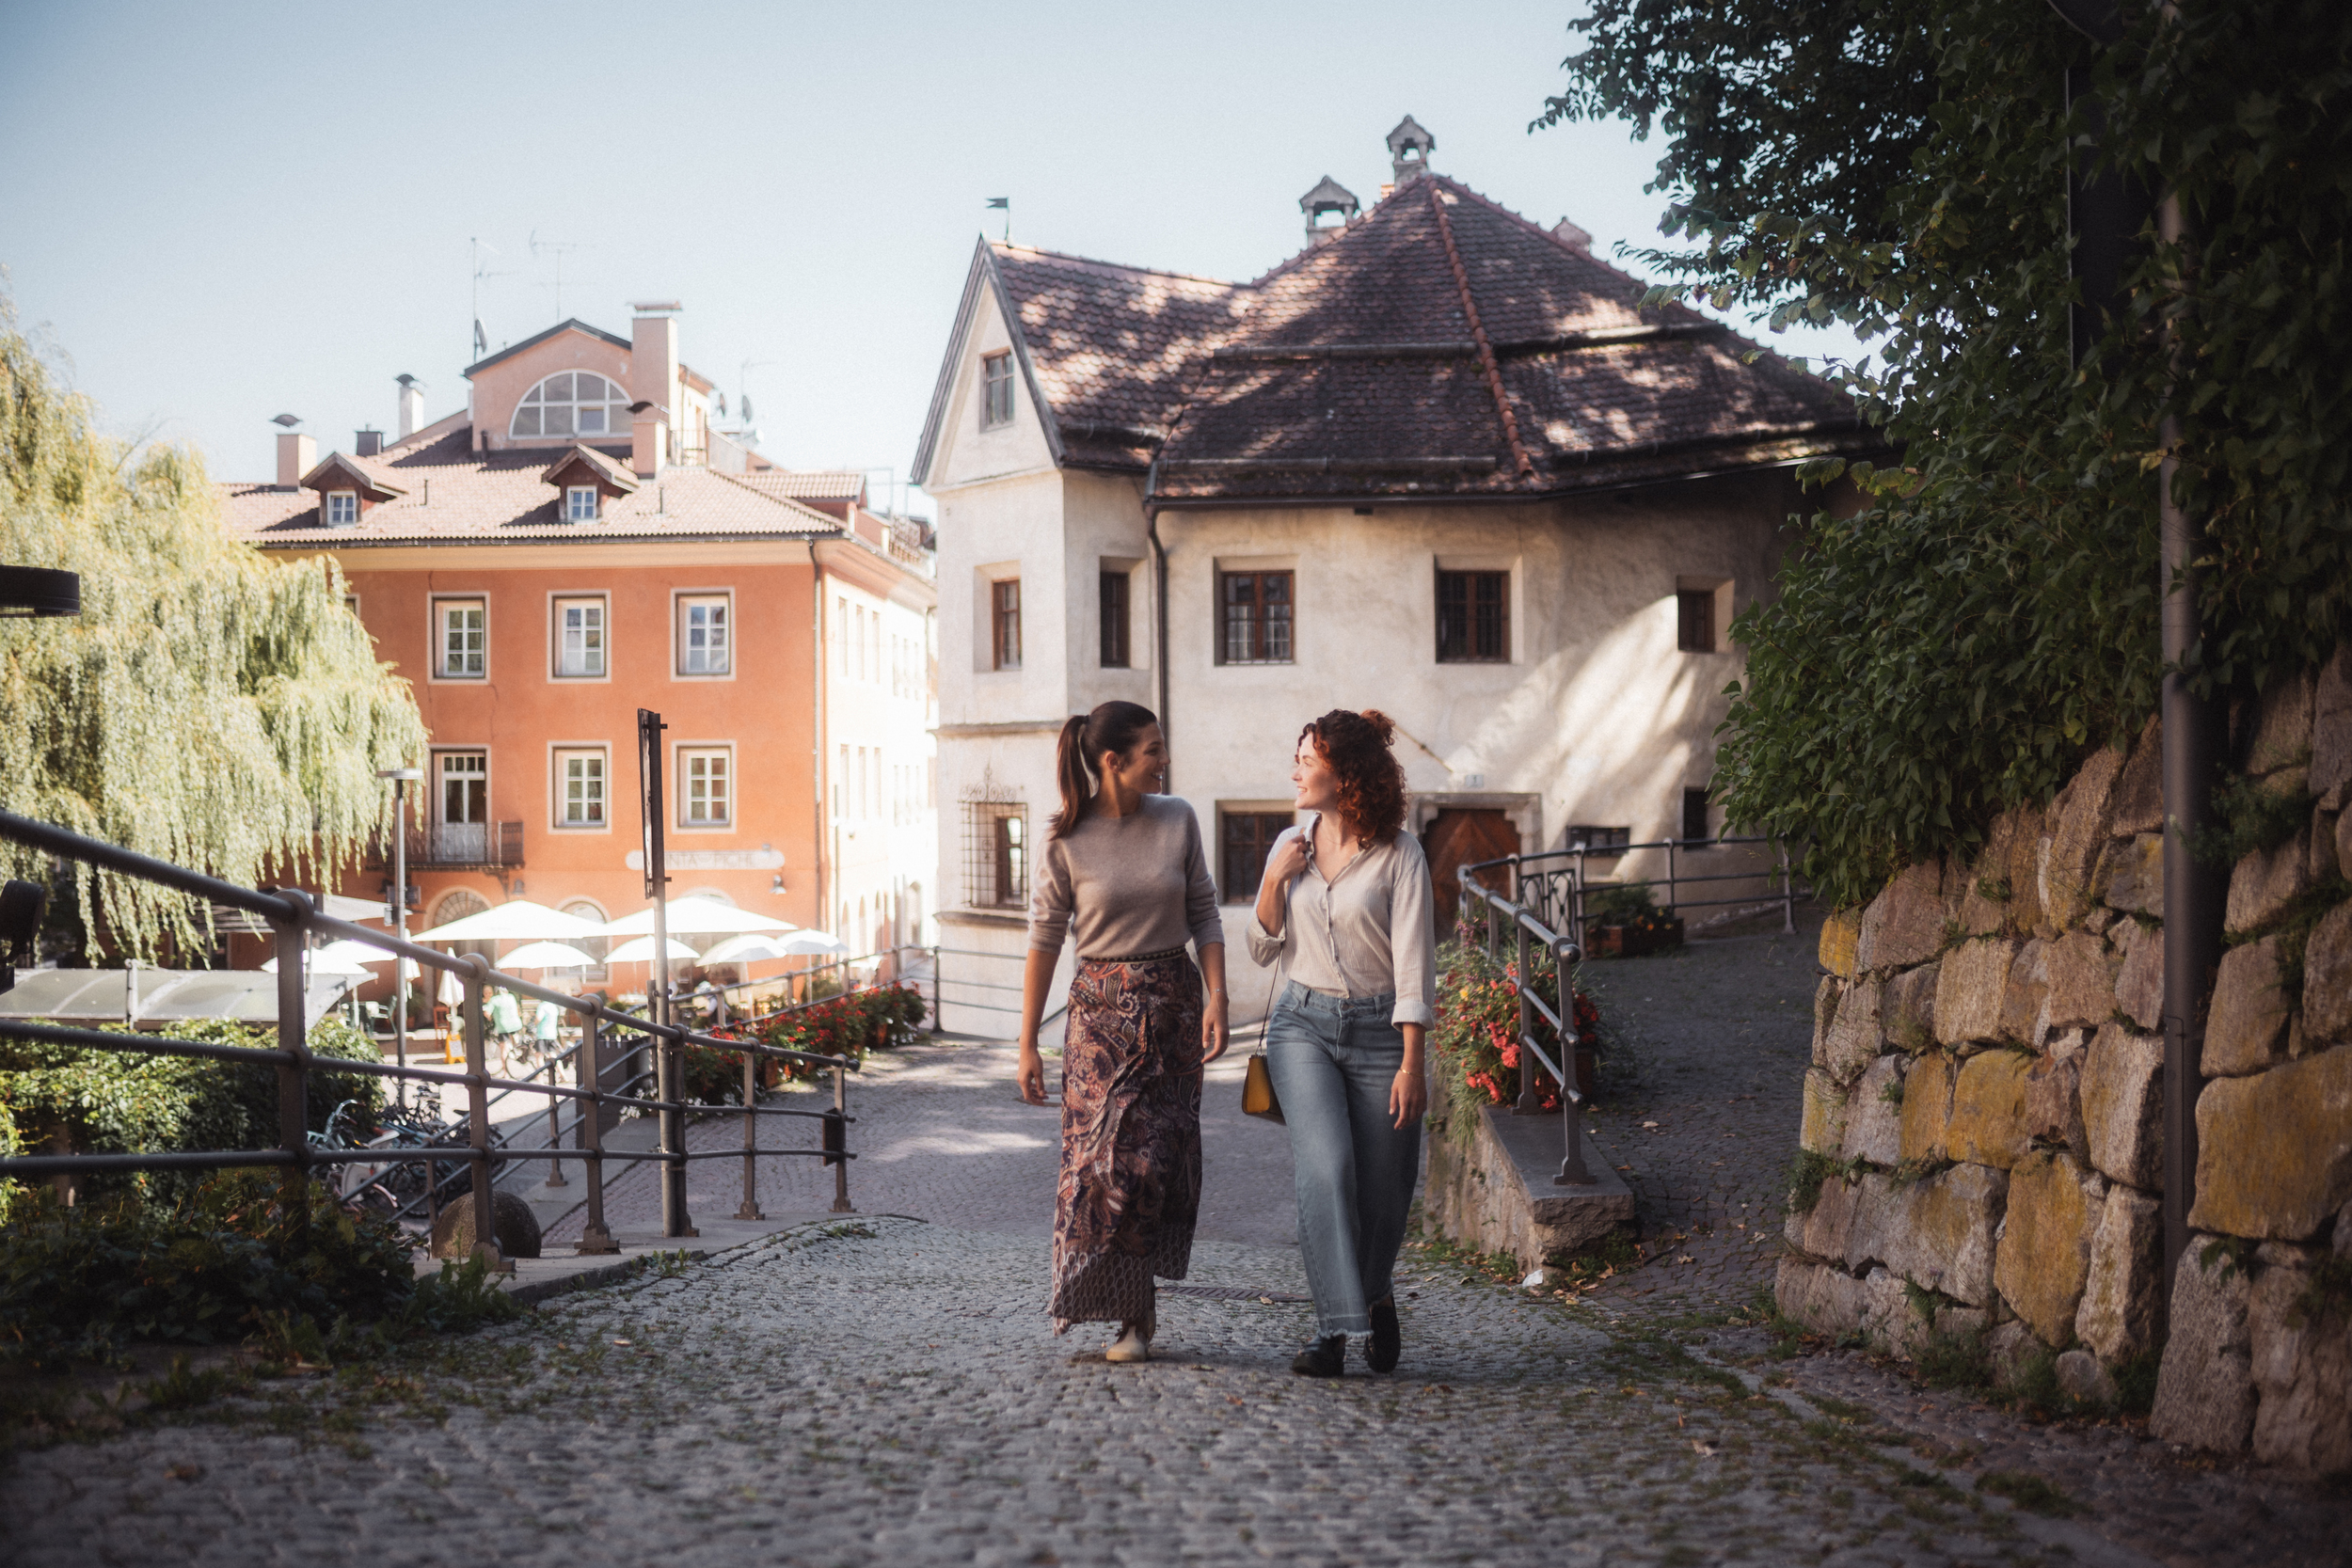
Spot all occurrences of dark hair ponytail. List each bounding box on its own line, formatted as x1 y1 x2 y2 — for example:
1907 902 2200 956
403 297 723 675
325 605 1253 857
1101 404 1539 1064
1051 700 1159 836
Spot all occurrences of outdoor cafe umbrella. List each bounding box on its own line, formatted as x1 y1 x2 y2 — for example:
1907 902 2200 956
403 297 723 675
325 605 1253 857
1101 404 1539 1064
605 935 700 965
771 929 850 957
498 941 596 971
414 899 606 943
599 896 793 939
699 932 790 965
261 939 392 977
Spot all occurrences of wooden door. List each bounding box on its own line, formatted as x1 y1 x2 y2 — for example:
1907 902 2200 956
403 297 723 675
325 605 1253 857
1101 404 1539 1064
1422 809 1521 929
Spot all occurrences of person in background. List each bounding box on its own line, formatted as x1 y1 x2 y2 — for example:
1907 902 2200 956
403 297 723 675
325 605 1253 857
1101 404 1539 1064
1248 710 1436 1377
485 986 524 1077
532 993 563 1061
1018 701 1228 1365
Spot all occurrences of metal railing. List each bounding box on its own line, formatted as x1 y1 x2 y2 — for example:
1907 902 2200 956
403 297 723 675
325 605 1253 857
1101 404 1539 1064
1455 875 1594 1188
360 822 524 872
0 809 883 1269
1462 834 1808 941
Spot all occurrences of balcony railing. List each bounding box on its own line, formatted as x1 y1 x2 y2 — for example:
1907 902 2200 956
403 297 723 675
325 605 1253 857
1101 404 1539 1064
362 822 524 872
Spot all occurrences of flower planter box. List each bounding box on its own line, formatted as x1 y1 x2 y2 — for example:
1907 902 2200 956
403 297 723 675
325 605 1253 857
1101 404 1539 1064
1583 918 1685 959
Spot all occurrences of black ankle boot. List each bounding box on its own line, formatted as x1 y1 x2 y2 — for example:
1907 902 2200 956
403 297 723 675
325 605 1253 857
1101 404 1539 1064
1291 1334 1346 1377
1366 1294 1400 1373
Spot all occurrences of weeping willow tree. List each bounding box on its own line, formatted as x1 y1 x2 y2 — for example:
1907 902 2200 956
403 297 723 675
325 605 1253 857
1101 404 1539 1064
0 299 427 958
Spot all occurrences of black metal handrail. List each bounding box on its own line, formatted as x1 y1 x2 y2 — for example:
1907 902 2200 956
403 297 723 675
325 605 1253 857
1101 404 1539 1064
1454 876 1595 1189
1459 833 1808 942
0 807 895 1269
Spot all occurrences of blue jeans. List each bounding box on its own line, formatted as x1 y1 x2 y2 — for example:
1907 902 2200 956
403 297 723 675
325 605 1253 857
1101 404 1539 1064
1266 982 1422 1336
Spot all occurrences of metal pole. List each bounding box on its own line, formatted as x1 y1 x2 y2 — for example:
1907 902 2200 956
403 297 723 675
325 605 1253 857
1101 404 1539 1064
641 706 696 1240
830 1062 853 1213
392 779 408 1105
272 895 311 1246
1553 935 1594 1186
2156 181 2217 1304
462 955 506 1272
576 1013 616 1254
543 1047 566 1188
736 1045 763 1221
1513 912 1540 1114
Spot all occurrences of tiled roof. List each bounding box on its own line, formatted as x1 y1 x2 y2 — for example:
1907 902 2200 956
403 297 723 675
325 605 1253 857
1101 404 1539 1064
949 175 1874 501
725 470 866 504
220 428 849 546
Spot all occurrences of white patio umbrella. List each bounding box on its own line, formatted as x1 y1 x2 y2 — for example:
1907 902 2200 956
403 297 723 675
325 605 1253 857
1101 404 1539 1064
498 941 596 971
699 933 790 965
606 934 700 964
262 939 392 977
772 929 850 957
415 899 607 943
600 896 794 939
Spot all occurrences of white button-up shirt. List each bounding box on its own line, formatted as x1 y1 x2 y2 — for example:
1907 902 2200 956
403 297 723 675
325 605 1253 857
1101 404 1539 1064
1246 820 1437 1027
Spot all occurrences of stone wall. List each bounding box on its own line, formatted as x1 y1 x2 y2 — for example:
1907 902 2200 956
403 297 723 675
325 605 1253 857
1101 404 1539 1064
1776 645 2352 1473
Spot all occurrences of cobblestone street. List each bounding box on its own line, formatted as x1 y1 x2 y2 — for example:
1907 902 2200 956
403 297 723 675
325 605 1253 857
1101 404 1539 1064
8 927 2347 1567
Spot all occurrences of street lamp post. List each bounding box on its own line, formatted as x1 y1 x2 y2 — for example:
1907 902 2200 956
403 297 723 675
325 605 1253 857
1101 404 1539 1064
378 767 423 1105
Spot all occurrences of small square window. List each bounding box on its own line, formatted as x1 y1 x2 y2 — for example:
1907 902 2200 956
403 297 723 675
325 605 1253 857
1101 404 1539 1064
1221 811 1293 902
1677 590 1717 653
679 748 732 827
326 491 358 526
437 598 485 678
1681 785 1712 844
564 485 599 522
991 579 1022 671
1437 570 1509 662
980 352 1014 429
1217 571 1293 665
555 749 607 828
1565 825 1630 857
962 802 1026 909
553 597 605 678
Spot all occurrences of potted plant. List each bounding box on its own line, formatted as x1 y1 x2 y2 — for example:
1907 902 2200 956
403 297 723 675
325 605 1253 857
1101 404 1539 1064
1581 881 1684 958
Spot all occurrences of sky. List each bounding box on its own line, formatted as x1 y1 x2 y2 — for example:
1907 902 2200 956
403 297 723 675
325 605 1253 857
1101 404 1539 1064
0 0 1862 520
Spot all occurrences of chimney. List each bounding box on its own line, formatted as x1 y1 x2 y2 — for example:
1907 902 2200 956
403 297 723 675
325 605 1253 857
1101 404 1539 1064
276 430 316 488
1299 176 1360 248
355 428 383 457
629 302 681 477
1386 115 1437 187
1552 218 1594 253
395 373 425 437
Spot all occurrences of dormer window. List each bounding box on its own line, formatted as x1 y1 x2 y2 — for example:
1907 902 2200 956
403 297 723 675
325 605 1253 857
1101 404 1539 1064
512 372 632 439
565 485 599 522
325 491 358 526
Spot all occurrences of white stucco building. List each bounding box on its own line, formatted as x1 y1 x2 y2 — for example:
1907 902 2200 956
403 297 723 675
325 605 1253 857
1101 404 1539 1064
911 122 1872 1031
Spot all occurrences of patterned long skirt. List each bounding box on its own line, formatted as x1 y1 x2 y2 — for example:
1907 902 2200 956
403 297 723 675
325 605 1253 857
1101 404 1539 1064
1050 949 1204 1332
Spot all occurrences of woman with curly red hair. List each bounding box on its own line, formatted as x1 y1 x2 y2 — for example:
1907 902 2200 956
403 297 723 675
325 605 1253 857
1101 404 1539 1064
1247 709 1436 1377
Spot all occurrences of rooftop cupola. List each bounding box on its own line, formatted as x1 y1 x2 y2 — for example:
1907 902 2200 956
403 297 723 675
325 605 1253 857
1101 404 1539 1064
1299 175 1359 247
1387 115 1436 185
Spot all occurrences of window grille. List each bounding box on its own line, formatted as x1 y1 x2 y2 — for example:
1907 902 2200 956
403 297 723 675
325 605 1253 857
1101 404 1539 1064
511 372 632 438
1220 812 1293 902
1436 570 1508 662
991 579 1022 670
1217 570 1293 664
980 352 1014 428
1101 569 1131 668
961 800 1027 910
1677 590 1716 653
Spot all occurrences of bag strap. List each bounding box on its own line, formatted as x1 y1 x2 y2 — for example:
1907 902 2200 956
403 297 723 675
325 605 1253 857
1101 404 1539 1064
1256 815 1316 1044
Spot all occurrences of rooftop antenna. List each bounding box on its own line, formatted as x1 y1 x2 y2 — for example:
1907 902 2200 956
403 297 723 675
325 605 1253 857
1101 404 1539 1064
986 197 1009 243
738 359 776 435
529 230 586 321
470 238 513 362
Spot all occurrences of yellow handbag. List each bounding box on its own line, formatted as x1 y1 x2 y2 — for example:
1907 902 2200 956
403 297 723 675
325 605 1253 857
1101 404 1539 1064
1243 1051 1284 1123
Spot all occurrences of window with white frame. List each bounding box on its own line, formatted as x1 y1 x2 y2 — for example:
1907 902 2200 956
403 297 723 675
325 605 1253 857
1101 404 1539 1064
679 748 732 827
554 749 607 827
510 372 632 439
437 598 485 678
326 491 358 526
564 485 599 522
553 596 605 678
980 352 1014 428
677 593 730 675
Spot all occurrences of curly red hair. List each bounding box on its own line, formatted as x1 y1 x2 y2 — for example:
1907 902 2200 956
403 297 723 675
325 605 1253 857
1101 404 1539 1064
1300 708 1408 844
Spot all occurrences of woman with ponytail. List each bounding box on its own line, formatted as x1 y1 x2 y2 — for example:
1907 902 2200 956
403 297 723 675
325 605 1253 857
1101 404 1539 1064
1020 700 1226 1364
1248 709 1435 1377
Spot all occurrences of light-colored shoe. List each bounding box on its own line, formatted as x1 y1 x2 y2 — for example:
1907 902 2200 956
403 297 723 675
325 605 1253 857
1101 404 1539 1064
1105 1323 1151 1363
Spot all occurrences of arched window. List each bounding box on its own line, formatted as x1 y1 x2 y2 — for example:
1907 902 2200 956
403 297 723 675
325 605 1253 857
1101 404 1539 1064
511 372 633 439
430 888 490 929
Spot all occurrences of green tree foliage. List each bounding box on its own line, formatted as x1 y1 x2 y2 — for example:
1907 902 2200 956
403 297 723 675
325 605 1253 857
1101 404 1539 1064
1541 2 2352 905
0 299 426 953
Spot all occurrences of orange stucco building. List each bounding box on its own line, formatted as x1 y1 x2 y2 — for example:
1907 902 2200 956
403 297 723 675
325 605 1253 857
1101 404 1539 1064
223 306 937 979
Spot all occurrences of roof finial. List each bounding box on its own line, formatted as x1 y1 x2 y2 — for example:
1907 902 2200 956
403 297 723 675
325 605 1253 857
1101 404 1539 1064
1299 176 1359 247
1387 116 1436 186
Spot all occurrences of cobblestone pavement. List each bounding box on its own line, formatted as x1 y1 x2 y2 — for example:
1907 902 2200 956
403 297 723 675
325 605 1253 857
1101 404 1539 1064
10 922 2348 1565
